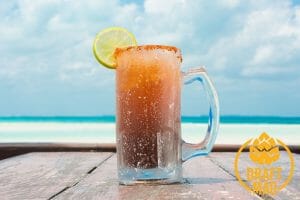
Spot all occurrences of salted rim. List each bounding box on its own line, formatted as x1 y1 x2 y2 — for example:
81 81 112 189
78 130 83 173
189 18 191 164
114 45 182 62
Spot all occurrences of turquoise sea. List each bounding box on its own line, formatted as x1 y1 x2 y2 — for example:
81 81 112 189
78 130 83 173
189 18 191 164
0 116 299 145
1 116 300 124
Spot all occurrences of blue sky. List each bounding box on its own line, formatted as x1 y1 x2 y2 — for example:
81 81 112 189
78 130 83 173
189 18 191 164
0 0 300 116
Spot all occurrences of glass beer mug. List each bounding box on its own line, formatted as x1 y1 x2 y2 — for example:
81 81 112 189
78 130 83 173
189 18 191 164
115 45 219 185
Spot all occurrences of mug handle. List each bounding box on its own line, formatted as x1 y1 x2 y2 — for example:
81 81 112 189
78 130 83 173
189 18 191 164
181 67 220 162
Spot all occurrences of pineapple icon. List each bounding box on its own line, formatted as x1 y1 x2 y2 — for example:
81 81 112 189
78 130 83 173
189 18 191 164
249 132 280 165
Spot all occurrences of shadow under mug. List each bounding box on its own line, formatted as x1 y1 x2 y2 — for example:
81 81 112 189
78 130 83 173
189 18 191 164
114 45 220 185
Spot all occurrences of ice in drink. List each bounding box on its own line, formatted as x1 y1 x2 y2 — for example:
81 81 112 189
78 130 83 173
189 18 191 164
115 45 182 169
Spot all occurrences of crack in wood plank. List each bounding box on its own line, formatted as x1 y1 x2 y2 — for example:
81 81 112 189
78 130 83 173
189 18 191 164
48 153 262 199
48 187 70 200
48 153 114 200
87 166 97 174
208 155 273 200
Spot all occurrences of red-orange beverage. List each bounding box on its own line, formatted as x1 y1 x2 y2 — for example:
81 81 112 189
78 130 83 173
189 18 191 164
115 45 182 171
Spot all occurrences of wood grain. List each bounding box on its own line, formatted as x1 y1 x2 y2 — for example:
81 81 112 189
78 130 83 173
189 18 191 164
0 152 113 200
1 152 297 200
0 143 116 160
54 153 260 200
1 143 298 160
209 152 300 200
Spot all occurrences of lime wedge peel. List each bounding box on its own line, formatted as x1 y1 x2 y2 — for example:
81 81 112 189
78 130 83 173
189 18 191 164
93 27 137 69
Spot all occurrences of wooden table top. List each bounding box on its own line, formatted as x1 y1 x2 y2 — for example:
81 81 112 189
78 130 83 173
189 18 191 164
0 152 298 200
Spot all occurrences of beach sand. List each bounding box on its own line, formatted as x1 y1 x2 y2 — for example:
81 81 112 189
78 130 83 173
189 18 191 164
0 122 299 145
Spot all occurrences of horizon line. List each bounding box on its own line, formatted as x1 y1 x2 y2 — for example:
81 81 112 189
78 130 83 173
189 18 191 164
0 115 300 118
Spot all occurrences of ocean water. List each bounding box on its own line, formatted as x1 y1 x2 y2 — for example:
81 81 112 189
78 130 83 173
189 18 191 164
0 116 299 145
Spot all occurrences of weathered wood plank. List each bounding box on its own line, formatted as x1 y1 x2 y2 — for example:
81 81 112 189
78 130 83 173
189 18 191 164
1 143 298 160
209 152 300 200
0 143 116 160
54 153 260 200
0 152 113 200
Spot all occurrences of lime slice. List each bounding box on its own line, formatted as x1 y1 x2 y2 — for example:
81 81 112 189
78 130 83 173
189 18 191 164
93 27 137 69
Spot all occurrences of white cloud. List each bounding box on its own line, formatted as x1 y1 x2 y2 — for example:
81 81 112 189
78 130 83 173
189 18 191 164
220 0 240 8
0 0 300 115
199 1 300 79
252 46 274 64
144 0 186 14
0 0 123 87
